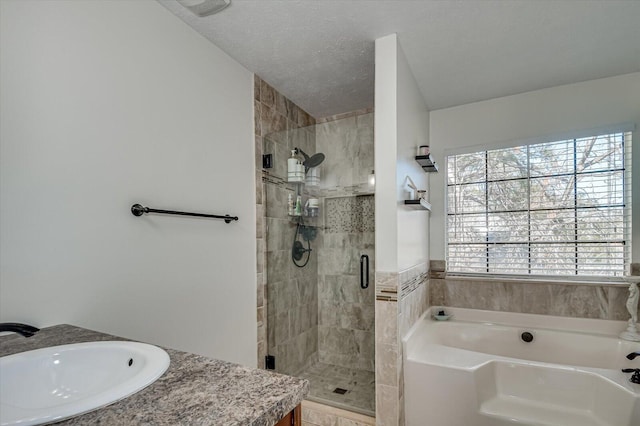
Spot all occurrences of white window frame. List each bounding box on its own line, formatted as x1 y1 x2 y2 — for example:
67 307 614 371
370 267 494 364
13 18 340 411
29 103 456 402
445 129 633 281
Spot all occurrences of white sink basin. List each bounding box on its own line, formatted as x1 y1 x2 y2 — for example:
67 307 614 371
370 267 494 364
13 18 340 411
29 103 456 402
0 341 170 426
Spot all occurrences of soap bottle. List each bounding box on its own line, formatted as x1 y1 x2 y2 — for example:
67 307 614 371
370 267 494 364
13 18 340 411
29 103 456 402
287 193 294 216
287 150 298 182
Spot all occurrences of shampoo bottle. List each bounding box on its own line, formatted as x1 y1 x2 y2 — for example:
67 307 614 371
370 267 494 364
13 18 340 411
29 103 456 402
287 150 298 182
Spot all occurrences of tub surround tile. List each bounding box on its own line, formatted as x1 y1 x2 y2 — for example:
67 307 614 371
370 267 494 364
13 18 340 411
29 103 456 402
549 284 606 318
375 384 398 426
399 271 428 300
375 300 398 346
608 286 632 321
399 281 430 339
429 260 446 280
374 264 432 426
1 325 308 425
631 263 640 276
430 272 640 320
374 299 399 425
375 272 398 301
375 343 397 387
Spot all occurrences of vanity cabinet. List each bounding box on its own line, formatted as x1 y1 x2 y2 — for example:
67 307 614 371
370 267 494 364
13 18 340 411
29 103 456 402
275 404 301 426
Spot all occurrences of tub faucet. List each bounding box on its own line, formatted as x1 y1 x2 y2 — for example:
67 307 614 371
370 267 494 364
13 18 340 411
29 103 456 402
627 352 640 360
0 322 39 337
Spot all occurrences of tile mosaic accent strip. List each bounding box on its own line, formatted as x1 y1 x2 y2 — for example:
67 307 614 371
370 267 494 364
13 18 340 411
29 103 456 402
375 272 398 301
399 262 429 300
400 271 429 300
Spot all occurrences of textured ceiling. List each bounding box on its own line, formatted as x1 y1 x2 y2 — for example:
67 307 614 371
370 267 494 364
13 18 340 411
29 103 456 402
158 0 640 118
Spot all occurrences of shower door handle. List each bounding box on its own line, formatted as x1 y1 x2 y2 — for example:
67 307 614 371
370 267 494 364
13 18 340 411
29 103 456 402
360 254 369 289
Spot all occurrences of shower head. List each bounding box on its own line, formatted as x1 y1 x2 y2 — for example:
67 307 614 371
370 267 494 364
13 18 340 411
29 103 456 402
295 147 325 169
305 153 325 168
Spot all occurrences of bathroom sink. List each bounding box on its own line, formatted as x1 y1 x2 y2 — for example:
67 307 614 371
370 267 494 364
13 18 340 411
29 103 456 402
0 341 170 426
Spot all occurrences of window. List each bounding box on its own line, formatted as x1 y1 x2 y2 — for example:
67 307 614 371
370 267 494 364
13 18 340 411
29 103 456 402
446 132 632 278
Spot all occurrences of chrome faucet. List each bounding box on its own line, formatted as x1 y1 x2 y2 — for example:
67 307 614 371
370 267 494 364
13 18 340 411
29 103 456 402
0 322 39 337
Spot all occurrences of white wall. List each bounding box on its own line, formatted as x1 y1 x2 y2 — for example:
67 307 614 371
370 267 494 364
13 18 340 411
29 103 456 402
396 37 430 271
374 35 399 273
375 34 430 273
0 0 257 366
429 72 640 263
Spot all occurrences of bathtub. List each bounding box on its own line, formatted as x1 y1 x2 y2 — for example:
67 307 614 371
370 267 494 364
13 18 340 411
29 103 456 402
403 307 640 426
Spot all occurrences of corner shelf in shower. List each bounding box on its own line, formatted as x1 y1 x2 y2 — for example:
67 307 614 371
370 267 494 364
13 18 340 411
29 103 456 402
415 155 439 173
403 199 432 211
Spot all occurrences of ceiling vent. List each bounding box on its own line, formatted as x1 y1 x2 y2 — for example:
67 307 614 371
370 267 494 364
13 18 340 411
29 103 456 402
176 0 231 17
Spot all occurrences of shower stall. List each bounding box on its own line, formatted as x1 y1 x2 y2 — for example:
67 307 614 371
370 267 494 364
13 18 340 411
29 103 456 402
262 112 375 416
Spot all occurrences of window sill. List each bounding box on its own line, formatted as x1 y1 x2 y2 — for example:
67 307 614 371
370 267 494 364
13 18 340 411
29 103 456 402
442 273 630 288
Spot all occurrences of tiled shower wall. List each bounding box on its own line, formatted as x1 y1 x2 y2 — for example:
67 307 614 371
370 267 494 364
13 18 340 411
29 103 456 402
429 261 640 320
316 113 375 193
254 75 317 372
315 111 376 372
318 195 375 371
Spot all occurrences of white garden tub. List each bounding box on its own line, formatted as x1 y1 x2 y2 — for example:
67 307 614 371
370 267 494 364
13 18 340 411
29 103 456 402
403 307 640 426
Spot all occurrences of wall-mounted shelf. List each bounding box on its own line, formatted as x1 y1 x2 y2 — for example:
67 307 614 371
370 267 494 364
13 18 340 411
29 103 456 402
415 155 438 173
403 199 432 211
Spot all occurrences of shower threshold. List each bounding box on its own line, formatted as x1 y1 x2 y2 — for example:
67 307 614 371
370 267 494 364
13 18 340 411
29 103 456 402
297 361 375 417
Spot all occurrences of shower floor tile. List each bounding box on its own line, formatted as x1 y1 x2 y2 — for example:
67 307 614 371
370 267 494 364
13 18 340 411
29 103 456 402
297 361 375 417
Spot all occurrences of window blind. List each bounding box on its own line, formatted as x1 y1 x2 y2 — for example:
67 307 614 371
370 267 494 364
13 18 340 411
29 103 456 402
446 132 632 278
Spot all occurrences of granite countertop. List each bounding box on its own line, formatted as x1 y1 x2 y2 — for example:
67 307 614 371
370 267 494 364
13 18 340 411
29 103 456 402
0 325 309 425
